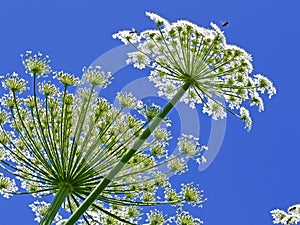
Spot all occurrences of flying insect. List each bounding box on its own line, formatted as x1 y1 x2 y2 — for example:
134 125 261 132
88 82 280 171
222 21 229 27
129 28 138 34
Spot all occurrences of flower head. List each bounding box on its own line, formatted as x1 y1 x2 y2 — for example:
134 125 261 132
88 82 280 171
2 72 28 93
54 71 80 87
173 211 203 225
146 209 168 225
116 92 142 109
0 52 207 224
82 66 112 88
39 82 58 96
178 134 204 158
29 201 62 223
239 107 252 131
271 205 300 225
114 12 276 130
21 51 51 76
146 11 170 27
0 173 18 198
180 183 205 207
0 110 9 125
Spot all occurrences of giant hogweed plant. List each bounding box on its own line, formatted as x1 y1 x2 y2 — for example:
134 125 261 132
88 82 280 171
66 13 276 225
0 52 207 225
0 12 276 225
65 12 276 224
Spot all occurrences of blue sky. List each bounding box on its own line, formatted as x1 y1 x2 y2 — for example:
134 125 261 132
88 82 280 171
0 0 300 224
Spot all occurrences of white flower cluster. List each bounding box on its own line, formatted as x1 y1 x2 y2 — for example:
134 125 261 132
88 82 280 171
271 204 300 225
202 98 227 120
2 72 28 93
21 51 51 77
113 12 276 130
177 134 207 159
82 66 112 88
116 92 143 109
29 201 62 223
146 11 170 27
0 173 18 198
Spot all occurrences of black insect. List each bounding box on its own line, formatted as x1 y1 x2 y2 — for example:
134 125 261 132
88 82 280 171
222 21 229 27
129 28 138 34
289 206 297 212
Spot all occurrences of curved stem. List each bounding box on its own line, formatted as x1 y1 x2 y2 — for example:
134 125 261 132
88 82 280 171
40 186 70 225
64 81 191 225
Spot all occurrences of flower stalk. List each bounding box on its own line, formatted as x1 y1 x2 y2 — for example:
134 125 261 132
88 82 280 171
40 185 70 225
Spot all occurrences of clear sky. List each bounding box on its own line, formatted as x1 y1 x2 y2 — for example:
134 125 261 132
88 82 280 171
0 0 300 224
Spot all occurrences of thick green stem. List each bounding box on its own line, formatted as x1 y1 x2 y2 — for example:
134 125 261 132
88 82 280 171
65 81 191 225
40 186 70 225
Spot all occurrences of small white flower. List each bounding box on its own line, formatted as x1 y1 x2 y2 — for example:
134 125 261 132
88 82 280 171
254 74 277 98
153 127 171 141
239 107 252 131
0 110 9 125
174 211 204 225
250 91 264 112
54 71 79 86
145 11 170 26
112 30 141 45
271 204 300 225
146 209 166 225
168 158 188 174
29 201 62 223
2 72 28 93
0 173 18 198
196 155 207 164
202 99 227 120
180 183 205 207
21 51 51 77
116 92 138 109
82 66 112 88
39 82 58 96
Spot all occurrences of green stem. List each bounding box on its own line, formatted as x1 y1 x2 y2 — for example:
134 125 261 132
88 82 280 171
40 186 70 225
64 81 191 225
